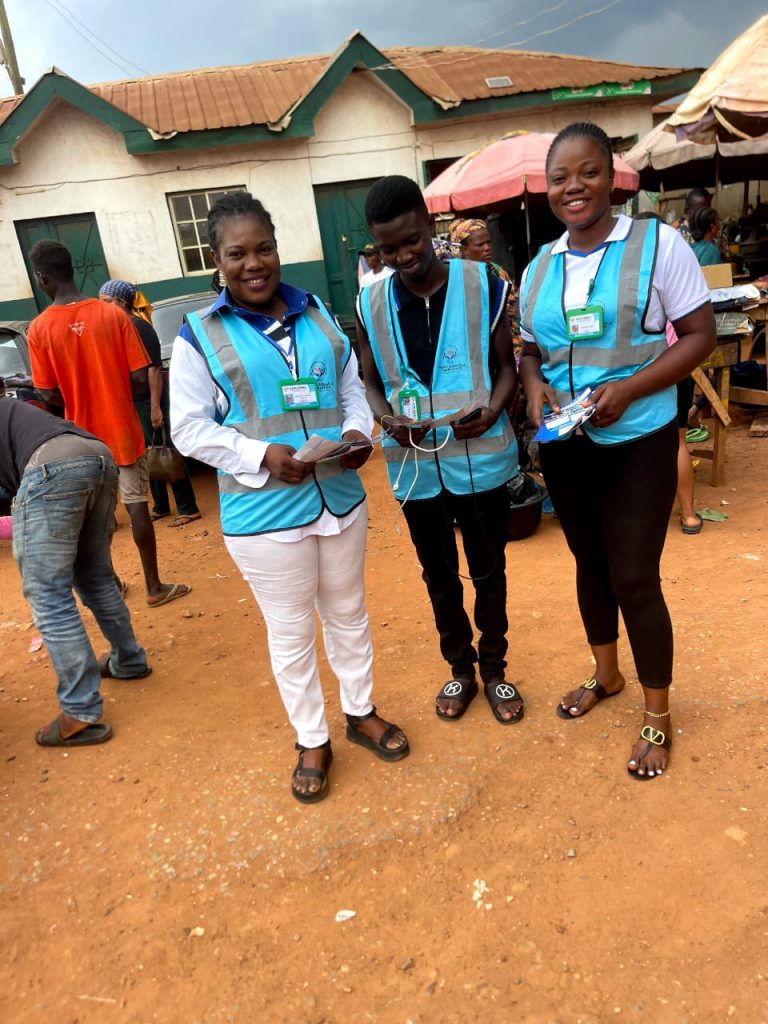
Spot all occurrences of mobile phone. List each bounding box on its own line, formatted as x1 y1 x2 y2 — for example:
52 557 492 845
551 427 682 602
457 408 483 425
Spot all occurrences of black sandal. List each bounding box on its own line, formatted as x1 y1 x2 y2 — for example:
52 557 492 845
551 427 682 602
556 677 622 720
345 707 410 762
291 740 333 803
435 678 478 721
483 680 524 724
628 724 671 781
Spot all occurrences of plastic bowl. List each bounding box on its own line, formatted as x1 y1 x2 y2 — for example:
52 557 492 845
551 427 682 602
507 479 548 541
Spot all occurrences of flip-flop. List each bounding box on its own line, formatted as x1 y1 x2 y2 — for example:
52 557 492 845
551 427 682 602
345 707 410 761
685 427 709 443
628 724 671 781
435 678 478 720
681 513 704 535
167 514 202 528
146 582 191 608
35 716 113 748
97 654 152 680
698 507 728 522
556 677 622 719
484 680 525 724
149 512 170 521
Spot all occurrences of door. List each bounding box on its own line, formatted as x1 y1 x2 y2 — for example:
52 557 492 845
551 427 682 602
314 179 379 327
16 213 109 312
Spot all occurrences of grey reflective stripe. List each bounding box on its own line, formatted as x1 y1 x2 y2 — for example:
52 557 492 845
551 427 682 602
382 421 514 462
548 336 668 368
217 460 343 494
366 279 403 388
615 218 652 352
302 305 346 376
313 461 344 482
430 391 474 411
189 313 267 431
458 261 487 396
520 245 554 337
192 305 348 440
549 219 667 369
228 409 342 438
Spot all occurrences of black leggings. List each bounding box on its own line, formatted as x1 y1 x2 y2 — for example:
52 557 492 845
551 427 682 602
539 420 677 688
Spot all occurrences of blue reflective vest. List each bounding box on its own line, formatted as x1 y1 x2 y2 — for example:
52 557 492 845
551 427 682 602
185 300 365 535
520 218 674 445
359 260 518 499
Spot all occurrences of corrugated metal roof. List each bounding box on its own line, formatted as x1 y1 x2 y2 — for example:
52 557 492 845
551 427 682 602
2 44 691 137
92 55 328 133
386 47 687 103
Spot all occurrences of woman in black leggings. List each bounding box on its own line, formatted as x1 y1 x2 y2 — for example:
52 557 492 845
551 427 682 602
519 123 715 780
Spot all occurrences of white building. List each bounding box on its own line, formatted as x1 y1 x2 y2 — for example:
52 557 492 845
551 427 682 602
0 33 698 324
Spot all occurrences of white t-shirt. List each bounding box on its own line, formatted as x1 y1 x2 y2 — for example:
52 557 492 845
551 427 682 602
520 214 710 344
359 266 395 289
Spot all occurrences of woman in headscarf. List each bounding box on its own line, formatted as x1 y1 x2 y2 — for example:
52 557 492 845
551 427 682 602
450 219 520 356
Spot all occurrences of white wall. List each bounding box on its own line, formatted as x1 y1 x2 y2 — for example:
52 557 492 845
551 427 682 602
0 76 668 305
0 101 328 301
415 98 655 170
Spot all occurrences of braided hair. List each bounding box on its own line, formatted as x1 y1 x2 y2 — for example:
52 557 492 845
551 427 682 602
546 122 614 175
208 191 276 252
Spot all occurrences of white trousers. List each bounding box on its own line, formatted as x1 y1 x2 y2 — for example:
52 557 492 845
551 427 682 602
224 506 374 748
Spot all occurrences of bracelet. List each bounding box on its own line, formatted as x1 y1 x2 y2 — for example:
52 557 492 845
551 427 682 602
644 709 670 718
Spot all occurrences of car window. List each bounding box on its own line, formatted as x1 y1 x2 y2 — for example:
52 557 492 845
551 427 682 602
152 295 216 362
0 334 29 377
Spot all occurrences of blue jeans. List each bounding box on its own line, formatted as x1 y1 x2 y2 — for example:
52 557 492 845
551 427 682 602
12 454 148 722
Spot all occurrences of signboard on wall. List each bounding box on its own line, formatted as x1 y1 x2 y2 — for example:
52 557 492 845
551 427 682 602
551 81 651 101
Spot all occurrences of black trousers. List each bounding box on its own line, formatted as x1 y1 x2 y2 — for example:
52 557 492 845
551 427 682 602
401 484 509 682
539 420 678 689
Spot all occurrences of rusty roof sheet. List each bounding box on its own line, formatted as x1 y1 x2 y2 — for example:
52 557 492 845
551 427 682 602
2 45 691 137
383 47 687 103
90 54 329 134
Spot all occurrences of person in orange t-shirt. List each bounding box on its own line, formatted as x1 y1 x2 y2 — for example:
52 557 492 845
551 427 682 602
27 240 190 609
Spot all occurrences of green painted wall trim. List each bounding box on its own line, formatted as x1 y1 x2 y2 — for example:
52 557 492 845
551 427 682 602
0 260 329 323
0 296 37 320
291 33 441 128
0 70 148 166
125 120 316 154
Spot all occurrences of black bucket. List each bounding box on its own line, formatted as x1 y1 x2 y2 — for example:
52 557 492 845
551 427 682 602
507 472 548 541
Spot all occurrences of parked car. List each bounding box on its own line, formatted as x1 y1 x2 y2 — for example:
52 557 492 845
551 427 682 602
0 321 38 401
150 292 217 363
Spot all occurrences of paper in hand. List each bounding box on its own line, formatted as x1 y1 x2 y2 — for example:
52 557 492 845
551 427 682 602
533 388 596 443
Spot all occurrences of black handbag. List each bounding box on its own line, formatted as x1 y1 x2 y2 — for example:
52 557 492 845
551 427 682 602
146 428 185 483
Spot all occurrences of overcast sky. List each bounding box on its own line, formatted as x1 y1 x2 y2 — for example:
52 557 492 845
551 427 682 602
4 0 765 94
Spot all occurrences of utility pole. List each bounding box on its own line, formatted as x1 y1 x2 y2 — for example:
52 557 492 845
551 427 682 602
0 0 23 95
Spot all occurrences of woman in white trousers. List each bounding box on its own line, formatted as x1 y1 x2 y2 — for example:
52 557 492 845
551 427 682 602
171 192 409 803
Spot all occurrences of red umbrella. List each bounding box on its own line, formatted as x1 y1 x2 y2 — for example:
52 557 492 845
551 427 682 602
423 131 640 213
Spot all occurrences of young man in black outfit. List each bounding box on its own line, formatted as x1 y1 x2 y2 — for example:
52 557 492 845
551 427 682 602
356 175 523 724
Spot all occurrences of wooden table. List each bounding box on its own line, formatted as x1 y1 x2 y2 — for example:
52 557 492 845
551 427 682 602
692 337 741 486
730 298 768 406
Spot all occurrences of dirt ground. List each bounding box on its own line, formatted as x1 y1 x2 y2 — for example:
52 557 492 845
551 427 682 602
1 411 767 1024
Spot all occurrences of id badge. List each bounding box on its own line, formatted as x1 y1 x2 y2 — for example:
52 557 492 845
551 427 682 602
278 377 320 410
566 304 604 341
398 387 421 421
